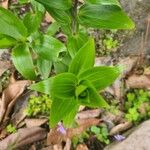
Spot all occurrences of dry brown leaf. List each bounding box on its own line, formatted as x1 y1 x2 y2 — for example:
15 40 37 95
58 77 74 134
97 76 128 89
0 127 46 150
25 118 48 128
0 60 11 76
118 57 138 77
45 12 55 23
109 121 133 136
0 0 8 9
0 80 31 124
126 74 150 89
64 138 71 150
76 144 89 150
76 109 102 120
47 119 102 146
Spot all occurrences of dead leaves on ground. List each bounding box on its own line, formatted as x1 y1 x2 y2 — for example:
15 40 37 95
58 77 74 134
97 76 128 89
47 118 102 146
0 127 46 150
0 77 31 125
0 60 11 77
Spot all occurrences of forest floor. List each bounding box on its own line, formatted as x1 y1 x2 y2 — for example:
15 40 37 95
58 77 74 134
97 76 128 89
0 0 150 150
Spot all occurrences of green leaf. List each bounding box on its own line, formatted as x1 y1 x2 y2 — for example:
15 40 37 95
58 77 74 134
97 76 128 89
67 32 88 58
79 80 109 108
12 44 36 80
69 38 95 75
50 98 78 127
54 53 71 74
78 66 121 90
32 34 67 61
0 34 17 48
0 6 27 40
78 4 135 29
37 57 52 79
91 126 100 134
51 73 78 99
46 7 72 25
23 11 43 35
86 0 121 7
46 22 60 36
35 0 72 10
30 77 54 95
63 104 79 127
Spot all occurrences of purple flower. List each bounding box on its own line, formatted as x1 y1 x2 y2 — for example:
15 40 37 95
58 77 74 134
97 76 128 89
57 122 66 135
114 134 125 141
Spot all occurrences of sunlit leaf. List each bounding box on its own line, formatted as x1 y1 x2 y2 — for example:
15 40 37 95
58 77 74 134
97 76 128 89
32 34 67 61
78 66 121 90
12 44 36 80
69 38 95 75
78 4 135 29
0 6 27 40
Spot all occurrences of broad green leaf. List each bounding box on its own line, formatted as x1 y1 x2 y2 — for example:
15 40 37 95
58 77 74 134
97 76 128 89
37 57 52 79
46 22 60 36
12 44 36 80
30 0 45 13
0 7 27 40
78 80 109 108
63 104 79 127
69 38 95 75
54 53 71 74
35 0 72 10
54 61 68 74
78 66 121 90
67 32 88 58
78 4 135 29
30 77 54 95
23 11 43 35
0 34 16 48
86 0 121 7
46 7 72 25
51 73 78 99
32 34 67 61
75 84 88 98
50 97 78 127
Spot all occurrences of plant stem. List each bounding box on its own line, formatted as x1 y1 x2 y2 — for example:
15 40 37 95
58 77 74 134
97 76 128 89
72 0 78 35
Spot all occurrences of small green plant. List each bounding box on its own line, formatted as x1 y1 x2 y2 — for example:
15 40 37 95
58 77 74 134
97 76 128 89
6 124 17 133
72 131 89 148
90 124 110 144
125 89 150 123
26 95 52 117
31 38 122 127
103 37 119 50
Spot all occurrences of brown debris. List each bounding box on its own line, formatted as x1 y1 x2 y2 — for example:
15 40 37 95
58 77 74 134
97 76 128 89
109 121 133 136
25 118 48 128
76 144 89 150
76 109 102 120
0 60 11 77
126 74 150 89
0 79 31 124
0 127 46 150
47 118 102 146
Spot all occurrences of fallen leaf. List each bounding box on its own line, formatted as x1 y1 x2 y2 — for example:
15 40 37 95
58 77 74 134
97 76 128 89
126 74 150 89
76 144 89 150
47 118 102 145
0 0 8 9
25 118 48 128
0 79 31 124
0 127 46 150
76 109 103 120
109 121 133 136
45 12 55 23
64 138 71 150
0 60 11 76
